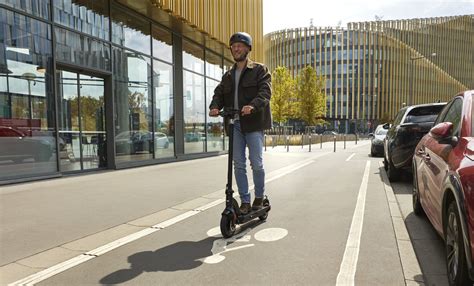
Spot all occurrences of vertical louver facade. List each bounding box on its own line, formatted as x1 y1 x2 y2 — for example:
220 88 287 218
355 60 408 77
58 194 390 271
265 15 473 133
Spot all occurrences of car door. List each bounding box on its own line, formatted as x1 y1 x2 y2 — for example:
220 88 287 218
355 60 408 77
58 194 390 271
423 98 463 232
385 108 406 164
416 102 451 221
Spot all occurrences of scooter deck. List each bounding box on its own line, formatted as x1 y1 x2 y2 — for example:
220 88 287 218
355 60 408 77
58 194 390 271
236 205 271 224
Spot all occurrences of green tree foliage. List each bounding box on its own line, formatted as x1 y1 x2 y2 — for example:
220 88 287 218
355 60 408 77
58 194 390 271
68 95 104 131
296 66 327 126
270 66 296 125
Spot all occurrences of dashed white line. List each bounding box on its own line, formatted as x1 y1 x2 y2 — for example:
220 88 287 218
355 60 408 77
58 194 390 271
346 153 356 161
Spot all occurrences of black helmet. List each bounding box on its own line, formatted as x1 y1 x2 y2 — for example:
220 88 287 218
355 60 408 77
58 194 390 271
229 32 252 51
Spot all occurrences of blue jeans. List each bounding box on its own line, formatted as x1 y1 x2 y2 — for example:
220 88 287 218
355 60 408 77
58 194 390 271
232 120 265 204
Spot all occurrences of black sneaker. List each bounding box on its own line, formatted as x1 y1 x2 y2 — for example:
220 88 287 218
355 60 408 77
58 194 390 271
240 203 251 214
252 197 263 210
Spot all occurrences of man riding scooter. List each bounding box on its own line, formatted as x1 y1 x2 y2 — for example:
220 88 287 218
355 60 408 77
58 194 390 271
209 32 272 214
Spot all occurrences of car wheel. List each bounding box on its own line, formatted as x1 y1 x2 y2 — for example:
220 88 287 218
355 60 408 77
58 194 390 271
370 146 375 157
445 201 472 286
387 157 400 182
412 163 424 216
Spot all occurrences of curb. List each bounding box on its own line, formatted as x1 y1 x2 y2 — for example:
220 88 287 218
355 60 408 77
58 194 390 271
379 161 425 286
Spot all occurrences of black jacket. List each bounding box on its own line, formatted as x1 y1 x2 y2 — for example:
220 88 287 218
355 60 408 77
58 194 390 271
209 59 272 133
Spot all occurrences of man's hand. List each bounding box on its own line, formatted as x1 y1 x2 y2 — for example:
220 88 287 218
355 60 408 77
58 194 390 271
209 109 220 117
241 105 254 116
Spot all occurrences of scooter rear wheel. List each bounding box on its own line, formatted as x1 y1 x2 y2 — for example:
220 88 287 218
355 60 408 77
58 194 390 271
258 198 270 221
220 215 236 238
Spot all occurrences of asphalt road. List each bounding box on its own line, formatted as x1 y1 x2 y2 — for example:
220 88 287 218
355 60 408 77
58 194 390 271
1 141 450 285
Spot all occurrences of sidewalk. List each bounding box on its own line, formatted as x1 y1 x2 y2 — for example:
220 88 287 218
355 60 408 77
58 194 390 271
0 140 370 284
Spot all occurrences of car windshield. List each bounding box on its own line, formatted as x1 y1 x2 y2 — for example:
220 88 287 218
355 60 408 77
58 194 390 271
405 105 445 123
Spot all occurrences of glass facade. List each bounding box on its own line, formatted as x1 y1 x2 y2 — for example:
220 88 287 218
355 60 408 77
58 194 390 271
0 0 235 183
0 7 57 179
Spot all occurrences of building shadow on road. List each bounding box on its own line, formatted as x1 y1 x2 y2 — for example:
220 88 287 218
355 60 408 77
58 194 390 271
99 219 266 285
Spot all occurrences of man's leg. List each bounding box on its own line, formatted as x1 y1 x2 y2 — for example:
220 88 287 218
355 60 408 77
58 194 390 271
232 121 250 207
247 130 265 209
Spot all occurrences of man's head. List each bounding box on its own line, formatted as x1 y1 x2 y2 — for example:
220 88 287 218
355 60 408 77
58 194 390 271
229 32 252 62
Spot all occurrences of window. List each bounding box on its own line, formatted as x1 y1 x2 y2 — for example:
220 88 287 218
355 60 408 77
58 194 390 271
153 60 174 158
112 47 153 162
392 108 406 126
441 99 463 136
405 105 446 124
183 71 205 154
183 39 204 74
2 0 50 19
152 25 172 63
53 0 109 40
55 27 111 71
0 9 57 179
111 6 151 55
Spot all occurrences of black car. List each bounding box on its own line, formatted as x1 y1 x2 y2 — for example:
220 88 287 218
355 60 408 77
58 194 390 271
383 102 446 181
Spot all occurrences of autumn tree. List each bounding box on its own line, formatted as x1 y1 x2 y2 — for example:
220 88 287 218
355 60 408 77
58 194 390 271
270 66 296 125
295 66 326 126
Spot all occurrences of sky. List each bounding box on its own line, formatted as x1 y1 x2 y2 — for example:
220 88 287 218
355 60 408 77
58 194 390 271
263 0 474 34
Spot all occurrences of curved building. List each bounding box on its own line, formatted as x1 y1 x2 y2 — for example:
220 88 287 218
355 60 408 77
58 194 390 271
265 15 473 133
0 0 263 183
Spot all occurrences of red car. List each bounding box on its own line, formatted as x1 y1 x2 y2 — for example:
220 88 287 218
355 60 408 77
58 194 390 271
412 90 474 286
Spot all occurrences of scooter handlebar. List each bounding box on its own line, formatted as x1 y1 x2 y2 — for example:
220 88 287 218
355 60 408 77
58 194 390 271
218 109 240 118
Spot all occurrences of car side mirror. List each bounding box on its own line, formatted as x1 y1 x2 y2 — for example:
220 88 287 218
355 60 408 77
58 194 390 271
430 122 457 147
382 123 390 129
368 133 374 138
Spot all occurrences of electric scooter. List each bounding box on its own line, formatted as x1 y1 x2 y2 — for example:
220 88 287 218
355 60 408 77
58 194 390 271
218 108 271 238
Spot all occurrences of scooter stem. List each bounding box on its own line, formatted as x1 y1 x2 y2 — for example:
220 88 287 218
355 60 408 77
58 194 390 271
226 118 234 197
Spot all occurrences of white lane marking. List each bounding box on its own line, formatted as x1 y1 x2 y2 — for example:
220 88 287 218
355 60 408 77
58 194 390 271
10 153 328 285
203 228 254 264
254 228 288 242
336 160 371 286
346 153 356 162
9 255 95 285
203 227 288 264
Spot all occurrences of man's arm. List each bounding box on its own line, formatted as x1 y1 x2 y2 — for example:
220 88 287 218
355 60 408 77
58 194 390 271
209 80 225 111
249 65 271 111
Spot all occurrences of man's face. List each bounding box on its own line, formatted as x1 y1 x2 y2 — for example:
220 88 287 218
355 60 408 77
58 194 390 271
230 42 250 62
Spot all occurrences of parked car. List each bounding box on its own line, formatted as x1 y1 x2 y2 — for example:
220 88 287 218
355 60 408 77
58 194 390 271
185 132 205 142
412 90 474 286
369 124 388 157
154 132 170 149
383 102 446 181
0 126 54 162
115 130 169 154
321 130 338 136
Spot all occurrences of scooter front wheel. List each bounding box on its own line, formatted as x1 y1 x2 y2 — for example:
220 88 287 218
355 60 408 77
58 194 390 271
220 215 236 238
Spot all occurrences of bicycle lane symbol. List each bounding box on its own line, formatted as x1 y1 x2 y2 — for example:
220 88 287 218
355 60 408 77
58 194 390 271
201 227 288 264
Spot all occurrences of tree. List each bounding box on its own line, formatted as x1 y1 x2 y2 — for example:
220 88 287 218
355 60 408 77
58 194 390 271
296 66 326 126
270 66 296 125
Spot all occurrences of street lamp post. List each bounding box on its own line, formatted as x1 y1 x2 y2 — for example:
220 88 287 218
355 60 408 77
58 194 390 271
409 52 436 106
21 72 36 120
